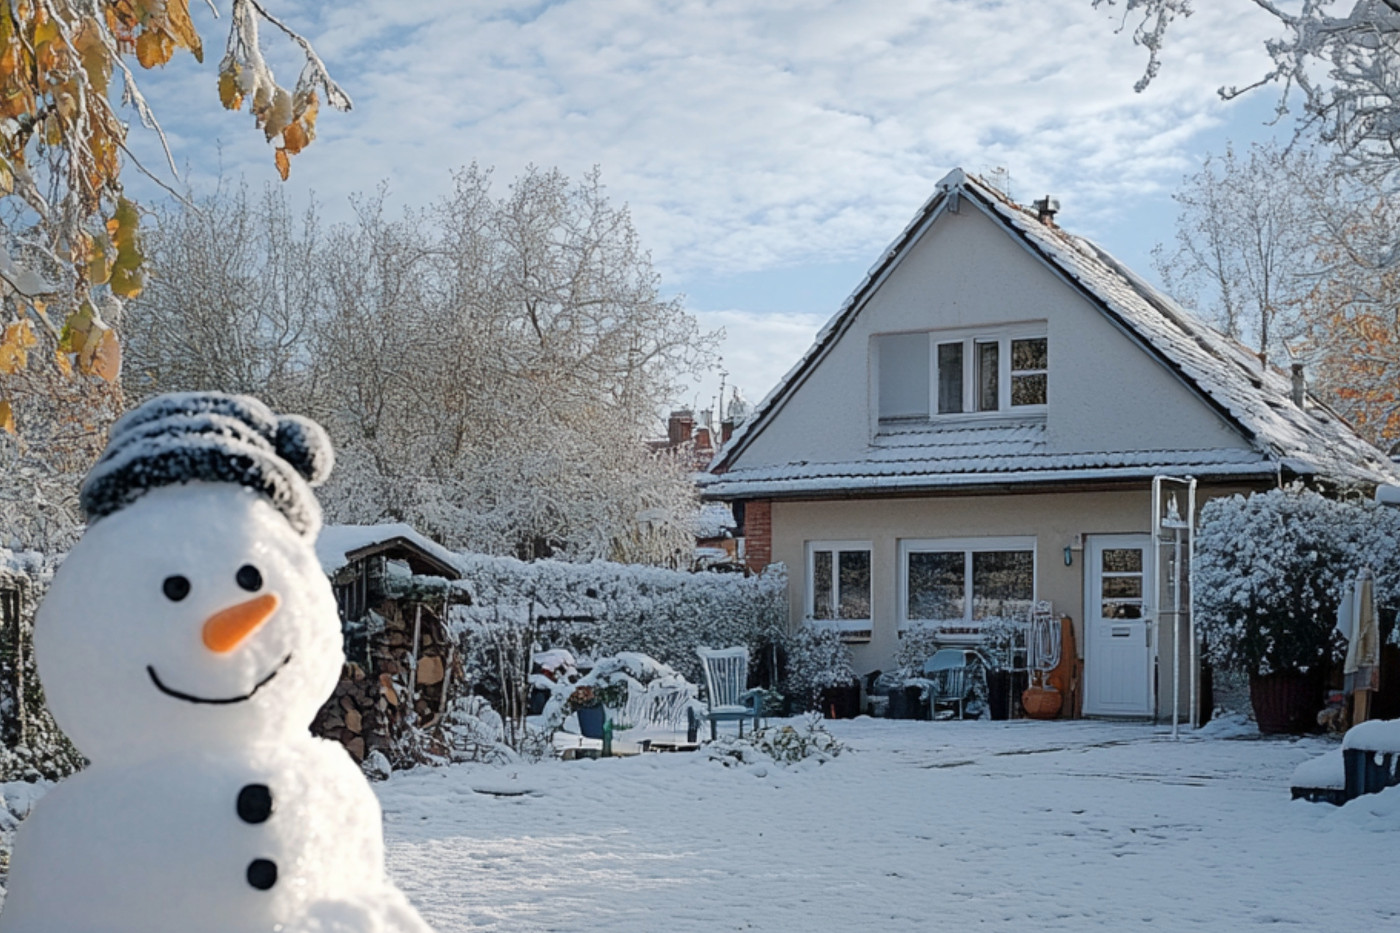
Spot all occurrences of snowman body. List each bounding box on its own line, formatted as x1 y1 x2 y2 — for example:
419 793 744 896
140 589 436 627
0 476 434 933
2 741 382 933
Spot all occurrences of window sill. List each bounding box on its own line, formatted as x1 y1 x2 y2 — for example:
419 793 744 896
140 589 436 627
877 409 1046 433
806 619 872 643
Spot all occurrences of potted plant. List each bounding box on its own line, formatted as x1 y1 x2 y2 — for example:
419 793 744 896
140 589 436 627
567 682 628 739
1195 486 1358 733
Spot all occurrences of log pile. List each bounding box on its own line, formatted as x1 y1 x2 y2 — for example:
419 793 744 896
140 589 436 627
311 597 462 765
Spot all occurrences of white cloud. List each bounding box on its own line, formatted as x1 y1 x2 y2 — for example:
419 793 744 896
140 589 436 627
682 307 831 415
117 1 1288 412
124 1 1278 275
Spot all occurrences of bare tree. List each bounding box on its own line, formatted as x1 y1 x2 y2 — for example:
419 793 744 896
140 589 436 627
123 183 324 410
1155 142 1325 363
125 167 718 565
1098 1 1400 183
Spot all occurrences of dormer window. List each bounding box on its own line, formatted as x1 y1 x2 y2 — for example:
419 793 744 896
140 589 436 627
877 325 1046 426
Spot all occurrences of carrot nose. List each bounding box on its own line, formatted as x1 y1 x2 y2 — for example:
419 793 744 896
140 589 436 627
202 594 279 653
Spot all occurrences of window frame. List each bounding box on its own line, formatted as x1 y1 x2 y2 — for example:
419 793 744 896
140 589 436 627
898 536 1037 630
805 540 873 634
934 327 1047 417
875 324 1047 428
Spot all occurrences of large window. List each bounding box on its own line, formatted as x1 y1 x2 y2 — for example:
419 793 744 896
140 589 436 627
807 542 872 628
877 326 1047 424
902 537 1035 627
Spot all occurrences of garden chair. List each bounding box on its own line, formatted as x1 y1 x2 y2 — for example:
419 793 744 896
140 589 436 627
696 646 763 739
922 648 975 720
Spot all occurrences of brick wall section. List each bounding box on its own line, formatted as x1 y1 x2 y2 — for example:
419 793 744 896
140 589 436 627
744 499 773 572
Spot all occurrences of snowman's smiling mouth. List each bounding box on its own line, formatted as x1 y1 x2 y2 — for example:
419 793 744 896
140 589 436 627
146 654 293 705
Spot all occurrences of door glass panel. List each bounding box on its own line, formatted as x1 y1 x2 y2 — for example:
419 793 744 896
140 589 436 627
813 550 833 620
837 550 871 620
1101 548 1143 573
1102 601 1143 620
907 551 964 620
971 550 1034 620
1101 576 1143 599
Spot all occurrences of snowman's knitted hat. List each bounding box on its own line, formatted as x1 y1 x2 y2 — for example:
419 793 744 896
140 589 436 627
80 392 335 537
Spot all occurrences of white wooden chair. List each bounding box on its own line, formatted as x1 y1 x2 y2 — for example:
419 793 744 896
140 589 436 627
696 646 762 739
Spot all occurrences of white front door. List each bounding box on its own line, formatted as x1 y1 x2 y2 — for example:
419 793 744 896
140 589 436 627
1084 534 1154 717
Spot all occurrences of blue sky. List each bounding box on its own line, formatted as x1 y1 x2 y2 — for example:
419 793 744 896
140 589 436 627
122 0 1291 425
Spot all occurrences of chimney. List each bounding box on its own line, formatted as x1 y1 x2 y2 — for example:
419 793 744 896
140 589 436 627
721 419 735 444
667 410 694 446
1291 363 1306 408
1033 196 1060 226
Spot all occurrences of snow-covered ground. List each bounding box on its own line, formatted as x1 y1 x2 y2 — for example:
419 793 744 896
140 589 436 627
382 717 1400 931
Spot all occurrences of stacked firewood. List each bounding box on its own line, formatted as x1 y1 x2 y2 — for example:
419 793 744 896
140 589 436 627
311 598 459 764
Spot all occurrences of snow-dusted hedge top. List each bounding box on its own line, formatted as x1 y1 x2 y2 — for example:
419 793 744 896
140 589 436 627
1194 485 1400 676
451 554 787 684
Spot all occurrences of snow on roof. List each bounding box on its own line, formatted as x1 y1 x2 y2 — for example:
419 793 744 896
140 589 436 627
706 169 1400 496
315 523 463 577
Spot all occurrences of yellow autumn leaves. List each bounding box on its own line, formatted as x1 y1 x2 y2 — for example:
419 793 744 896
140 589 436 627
0 1 343 435
218 62 319 181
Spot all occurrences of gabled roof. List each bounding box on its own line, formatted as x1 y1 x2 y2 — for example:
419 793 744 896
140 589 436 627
704 169 1400 498
316 523 462 579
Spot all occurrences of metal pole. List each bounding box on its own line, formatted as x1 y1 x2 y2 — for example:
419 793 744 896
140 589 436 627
1187 479 1198 730
1172 524 1181 741
1151 477 1162 730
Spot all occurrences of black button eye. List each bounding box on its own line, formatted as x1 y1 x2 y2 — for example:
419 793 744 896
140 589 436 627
236 564 263 592
162 575 191 602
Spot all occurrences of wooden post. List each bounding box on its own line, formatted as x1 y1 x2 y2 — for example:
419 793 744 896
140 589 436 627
406 604 422 715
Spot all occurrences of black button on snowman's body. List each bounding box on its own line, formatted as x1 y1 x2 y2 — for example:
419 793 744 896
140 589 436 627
239 783 277 890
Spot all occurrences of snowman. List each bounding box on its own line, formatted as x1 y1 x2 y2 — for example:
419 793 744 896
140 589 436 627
0 393 436 933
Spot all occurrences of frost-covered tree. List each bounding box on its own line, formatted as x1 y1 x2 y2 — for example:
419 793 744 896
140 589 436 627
124 167 719 564
1098 1 1400 182
1194 485 1400 676
1156 142 1325 362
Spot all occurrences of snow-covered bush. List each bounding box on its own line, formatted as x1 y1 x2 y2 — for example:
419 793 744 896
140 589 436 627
1195 485 1400 675
706 714 844 769
536 651 703 735
453 555 787 685
783 626 856 711
0 552 83 782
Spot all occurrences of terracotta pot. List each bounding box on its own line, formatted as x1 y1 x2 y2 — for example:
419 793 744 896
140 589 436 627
1249 670 1322 735
1021 685 1062 720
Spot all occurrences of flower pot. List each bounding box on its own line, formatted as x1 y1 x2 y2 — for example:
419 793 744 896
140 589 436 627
1249 670 1322 735
576 705 605 739
1021 685 1062 720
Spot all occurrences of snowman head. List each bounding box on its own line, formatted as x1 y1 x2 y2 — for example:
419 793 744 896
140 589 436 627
36 393 343 761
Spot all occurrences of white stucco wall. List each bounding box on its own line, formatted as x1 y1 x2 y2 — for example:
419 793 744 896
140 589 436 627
773 486 1246 721
733 204 1248 470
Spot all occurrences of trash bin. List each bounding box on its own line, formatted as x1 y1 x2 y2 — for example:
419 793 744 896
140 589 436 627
887 685 926 720
1343 747 1400 799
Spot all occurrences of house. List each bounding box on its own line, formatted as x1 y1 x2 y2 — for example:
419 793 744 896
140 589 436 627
701 169 1400 721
